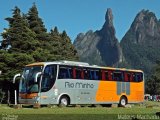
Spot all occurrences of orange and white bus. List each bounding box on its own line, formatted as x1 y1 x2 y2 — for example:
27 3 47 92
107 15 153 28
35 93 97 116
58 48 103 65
13 61 144 107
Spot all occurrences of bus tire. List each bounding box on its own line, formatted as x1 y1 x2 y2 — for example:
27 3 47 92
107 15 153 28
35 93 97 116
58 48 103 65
119 96 127 107
59 96 69 107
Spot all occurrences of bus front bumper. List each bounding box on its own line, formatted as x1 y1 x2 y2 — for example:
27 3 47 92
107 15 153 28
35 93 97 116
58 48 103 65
19 98 39 105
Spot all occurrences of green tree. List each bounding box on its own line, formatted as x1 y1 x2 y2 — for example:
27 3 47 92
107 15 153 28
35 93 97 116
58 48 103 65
146 61 160 95
0 6 37 82
27 3 48 41
59 30 79 60
1 6 38 53
47 28 62 60
0 50 34 81
51 27 59 36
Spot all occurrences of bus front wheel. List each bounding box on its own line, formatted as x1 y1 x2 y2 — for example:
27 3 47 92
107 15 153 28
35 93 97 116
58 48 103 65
59 96 69 107
119 96 127 107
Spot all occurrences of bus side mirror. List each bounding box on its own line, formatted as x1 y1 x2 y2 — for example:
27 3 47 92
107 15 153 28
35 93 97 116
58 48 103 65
13 73 21 83
34 72 42 83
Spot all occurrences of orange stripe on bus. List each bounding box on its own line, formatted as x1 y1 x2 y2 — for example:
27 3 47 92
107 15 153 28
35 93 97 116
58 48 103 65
19 93 38 99
40 96 48 99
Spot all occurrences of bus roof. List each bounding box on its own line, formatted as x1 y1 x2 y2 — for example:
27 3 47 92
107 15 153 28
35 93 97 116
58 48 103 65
25 61 143 73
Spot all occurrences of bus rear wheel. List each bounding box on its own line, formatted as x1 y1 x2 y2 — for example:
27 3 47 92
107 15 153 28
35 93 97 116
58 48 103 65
119 96 127 107
59 96 69 107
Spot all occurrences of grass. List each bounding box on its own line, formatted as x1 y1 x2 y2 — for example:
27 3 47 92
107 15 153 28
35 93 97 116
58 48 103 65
0 101 160 120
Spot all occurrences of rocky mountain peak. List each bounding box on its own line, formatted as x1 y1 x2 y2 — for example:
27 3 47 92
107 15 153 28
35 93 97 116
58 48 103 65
101 8 115 36
129 9 160 44
133 9 158 30
74 8 122 66
105 8 113 26
136 9 157 20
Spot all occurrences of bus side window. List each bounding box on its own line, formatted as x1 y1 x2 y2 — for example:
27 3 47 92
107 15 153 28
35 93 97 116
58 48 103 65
113 72 122 81
81 69 84 79
130 73 134 82
75 67 84 79
73 68 76 79
124 72 131 82
124 72 128 82
101 70 105 80
58 66 70 79
108 71 112 80
136 73 140 82
135 73 143 82
90 69 100 80
101 70 108 81
88 69 98 80
89 69 93 80
58 67 66 79
105 71 109 80
127 73 131 82
68 67 73 79
83 68 91 80
75 68 78 79
84 69 89 80
133 73 138 82
140 73 143 82
95 70 100 80
75 68 82 79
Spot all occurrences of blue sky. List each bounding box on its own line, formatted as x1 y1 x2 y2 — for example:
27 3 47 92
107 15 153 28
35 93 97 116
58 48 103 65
0 0 160 41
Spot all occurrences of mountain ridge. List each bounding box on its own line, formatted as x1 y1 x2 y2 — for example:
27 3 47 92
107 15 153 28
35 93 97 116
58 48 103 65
74 8 122 66
74 8 160 76
120 9 160 75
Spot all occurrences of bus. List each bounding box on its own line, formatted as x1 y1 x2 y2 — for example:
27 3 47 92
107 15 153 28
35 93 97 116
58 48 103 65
13 61 144 107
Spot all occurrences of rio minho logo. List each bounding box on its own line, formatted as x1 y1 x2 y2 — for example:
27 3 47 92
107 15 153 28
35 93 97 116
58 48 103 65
65 82 94 89
1 114 18 120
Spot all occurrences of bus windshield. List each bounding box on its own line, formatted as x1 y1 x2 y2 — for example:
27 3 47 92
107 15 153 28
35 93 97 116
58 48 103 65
19 65 43 93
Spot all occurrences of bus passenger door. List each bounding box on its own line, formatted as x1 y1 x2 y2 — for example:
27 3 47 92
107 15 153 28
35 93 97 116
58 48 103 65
40 65 57 104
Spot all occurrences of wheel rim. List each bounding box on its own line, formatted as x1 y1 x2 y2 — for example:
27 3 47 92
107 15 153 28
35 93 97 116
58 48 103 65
121 98 126 106
60 98 68 106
